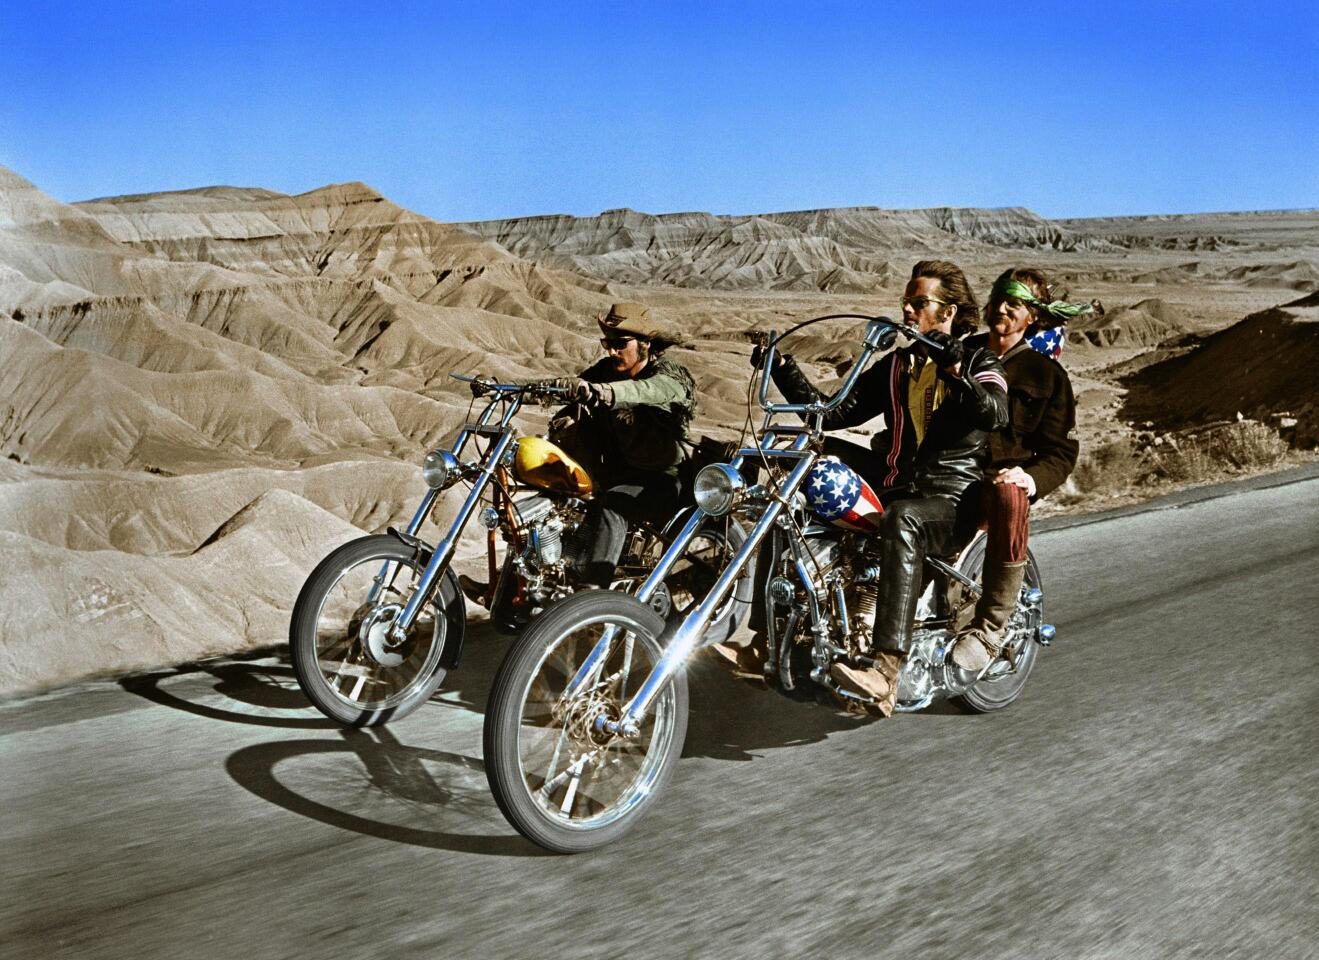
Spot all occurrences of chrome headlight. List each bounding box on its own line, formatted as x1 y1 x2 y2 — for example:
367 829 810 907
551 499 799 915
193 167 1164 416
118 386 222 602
693 463 745 517
422 450 460 489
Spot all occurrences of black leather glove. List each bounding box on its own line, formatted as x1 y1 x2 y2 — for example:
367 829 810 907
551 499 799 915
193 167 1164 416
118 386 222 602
750 342 790 370
923 330 965 370
469 376 496 397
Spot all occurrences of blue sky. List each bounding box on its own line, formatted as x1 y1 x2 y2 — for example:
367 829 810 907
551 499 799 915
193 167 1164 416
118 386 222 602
2 1 1315 220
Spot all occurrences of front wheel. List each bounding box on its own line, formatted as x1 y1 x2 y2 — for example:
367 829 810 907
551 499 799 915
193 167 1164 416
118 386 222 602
484 590 688 853
290 534 464 726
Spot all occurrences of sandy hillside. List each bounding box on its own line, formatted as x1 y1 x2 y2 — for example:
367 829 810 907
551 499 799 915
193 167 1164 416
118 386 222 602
2 162 1316 693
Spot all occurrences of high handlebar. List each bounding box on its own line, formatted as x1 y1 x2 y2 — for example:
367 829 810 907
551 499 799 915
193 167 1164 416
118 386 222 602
449 372 569 399
755 314 929 415
759 313 944 354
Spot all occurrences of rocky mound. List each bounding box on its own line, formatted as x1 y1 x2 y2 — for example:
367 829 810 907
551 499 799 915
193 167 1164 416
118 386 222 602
1217 260 1319 292
1058 209 1319 251
0 163 634 692
0 489 366 692
462 204 1107 292
1069 298 1192 348
0 459 430 555
1121 292 1319 430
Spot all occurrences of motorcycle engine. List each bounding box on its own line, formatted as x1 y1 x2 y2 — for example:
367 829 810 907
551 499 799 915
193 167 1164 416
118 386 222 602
895 627 950 706
508 493 587 580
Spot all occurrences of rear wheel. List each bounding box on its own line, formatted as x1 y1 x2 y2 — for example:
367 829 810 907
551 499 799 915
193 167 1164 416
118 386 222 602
290 535 464 726
950 540 1042 713
484 590 687 853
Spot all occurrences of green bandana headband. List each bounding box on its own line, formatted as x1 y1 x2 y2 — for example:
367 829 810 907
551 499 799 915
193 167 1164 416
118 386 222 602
992 277 1093 321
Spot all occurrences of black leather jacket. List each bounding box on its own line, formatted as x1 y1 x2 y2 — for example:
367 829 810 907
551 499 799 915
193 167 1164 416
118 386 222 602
772 345 1009 500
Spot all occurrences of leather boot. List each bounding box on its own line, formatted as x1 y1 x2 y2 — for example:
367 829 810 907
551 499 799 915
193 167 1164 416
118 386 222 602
711 640 766 680
872 511 925 655
830 651 902 717
951 560 1027 671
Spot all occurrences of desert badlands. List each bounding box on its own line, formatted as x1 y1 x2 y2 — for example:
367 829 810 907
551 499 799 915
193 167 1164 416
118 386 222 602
1 163 1315 693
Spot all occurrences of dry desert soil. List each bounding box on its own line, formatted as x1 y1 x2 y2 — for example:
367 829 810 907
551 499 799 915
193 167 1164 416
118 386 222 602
2 164 1315 693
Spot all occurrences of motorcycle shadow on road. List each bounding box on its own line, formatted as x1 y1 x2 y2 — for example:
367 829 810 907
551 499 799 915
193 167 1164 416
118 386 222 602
116 619 518 728
223 727 544 858
118 654 341 730
682 655 880 763
419 619 519 715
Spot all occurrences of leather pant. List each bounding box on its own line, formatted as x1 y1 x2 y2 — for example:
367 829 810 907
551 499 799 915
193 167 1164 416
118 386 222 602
581 473 681 587
873 494 964 654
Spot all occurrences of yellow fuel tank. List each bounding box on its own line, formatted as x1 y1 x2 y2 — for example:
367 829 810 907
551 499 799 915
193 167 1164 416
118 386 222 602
513 436 594 496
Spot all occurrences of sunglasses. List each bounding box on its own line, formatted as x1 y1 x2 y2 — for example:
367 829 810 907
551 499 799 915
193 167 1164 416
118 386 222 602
900 296 951 311
600 336 636 349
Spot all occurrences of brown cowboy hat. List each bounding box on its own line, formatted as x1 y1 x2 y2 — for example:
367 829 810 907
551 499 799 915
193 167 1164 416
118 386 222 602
596 302 684 351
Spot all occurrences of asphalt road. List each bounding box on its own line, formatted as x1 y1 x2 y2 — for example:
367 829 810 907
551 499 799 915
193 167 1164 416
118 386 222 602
4 467 1317 960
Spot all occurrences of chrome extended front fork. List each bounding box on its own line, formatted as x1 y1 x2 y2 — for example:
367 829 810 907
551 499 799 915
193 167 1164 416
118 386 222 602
594 447 817 736
366 489 440 604
560 506 706 701
387 430 516 637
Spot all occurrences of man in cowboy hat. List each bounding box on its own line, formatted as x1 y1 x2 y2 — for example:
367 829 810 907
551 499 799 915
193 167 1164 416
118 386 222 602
545 302 696 586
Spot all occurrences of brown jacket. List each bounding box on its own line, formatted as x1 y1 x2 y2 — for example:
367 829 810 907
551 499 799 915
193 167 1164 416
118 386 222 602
965 334 1078 500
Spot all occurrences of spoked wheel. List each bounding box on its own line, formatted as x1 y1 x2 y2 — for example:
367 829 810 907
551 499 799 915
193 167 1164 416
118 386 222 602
950 541 1043 714
290 535 464 726
484 590 688 853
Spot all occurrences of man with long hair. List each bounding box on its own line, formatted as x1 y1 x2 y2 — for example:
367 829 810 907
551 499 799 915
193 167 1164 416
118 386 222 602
950 269 1083 671
766 261 1008 713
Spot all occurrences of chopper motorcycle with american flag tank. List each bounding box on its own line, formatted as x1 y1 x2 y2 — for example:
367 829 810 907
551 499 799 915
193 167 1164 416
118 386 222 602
482 314 1056 853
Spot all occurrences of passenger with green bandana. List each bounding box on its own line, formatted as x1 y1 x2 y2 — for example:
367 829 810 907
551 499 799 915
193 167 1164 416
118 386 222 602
950 269 1087 672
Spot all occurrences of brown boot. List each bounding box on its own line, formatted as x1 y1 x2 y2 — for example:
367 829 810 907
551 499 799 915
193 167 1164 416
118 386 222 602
830 651 902 717
951 560 1027 671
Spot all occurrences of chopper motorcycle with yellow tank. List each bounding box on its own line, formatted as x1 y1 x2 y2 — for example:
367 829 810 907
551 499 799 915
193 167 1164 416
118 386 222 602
289 373 752 726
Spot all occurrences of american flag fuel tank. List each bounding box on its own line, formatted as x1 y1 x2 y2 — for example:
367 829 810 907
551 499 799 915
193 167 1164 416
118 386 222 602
805 458 884 534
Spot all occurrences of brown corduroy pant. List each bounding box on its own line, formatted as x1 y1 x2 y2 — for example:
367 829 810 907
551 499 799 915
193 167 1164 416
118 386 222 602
980 480 1030 564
